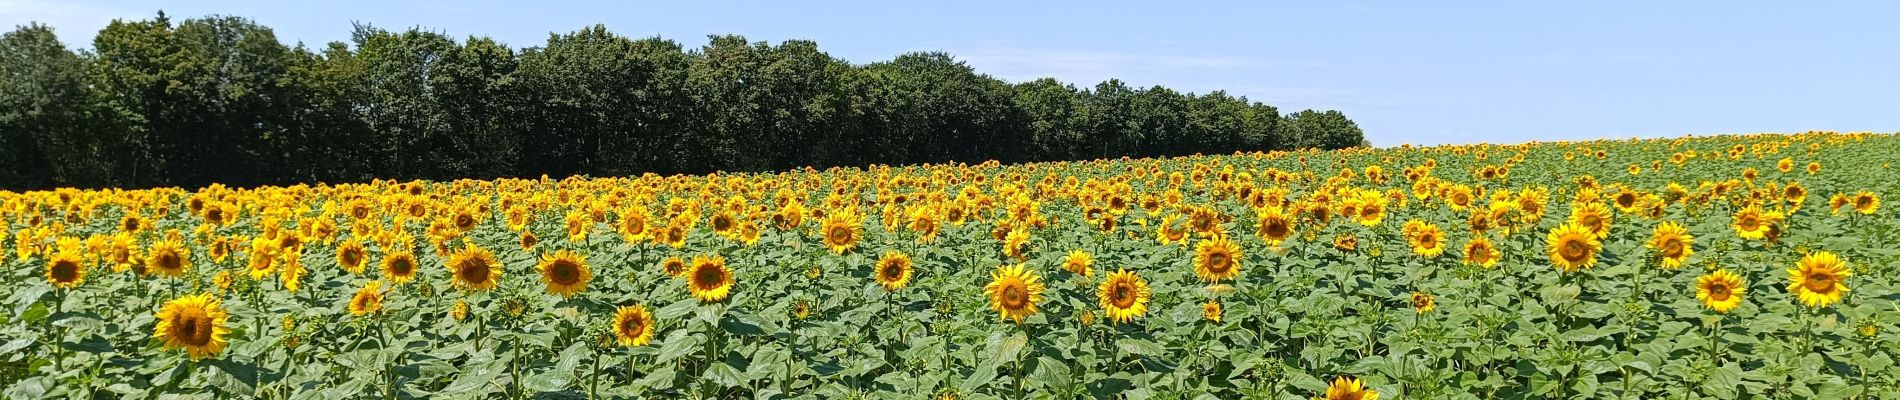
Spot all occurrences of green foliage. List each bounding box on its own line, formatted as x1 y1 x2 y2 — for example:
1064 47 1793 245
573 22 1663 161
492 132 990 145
0 14 1364 191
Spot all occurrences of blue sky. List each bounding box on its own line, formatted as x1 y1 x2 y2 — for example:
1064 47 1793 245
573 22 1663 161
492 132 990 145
6 0 1896 146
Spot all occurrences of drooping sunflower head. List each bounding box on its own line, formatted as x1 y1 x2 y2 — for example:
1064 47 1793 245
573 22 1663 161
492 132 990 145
1096 268 1151 324
1788 251 1850 308
1001 229 1031 261
1322 376 1380 400
146 239 191 278
874 251 914 292
1462 236 1499 268
1062 250 1093 276
611 304 655 347
660 256 688 278
348 280 385 316
1647 221 1694 269
1193 236 1242 283
1546 222 1601 272
447 244 502 292
984 263 1045 324
153 293 231 360
382 250 418 284
537 249 592 297
1696 269 1746 313
1410 291 1436 314
687 255 733 303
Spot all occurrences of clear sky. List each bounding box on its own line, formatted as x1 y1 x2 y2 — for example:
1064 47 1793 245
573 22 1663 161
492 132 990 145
6 0 1896 146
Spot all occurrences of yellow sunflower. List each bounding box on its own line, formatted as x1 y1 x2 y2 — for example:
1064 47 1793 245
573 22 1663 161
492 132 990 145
659 256 688 278
687 255 733 303
1462 236 1499 268
45 248 85 288
819 211 863 254
1696 269 1745 313
1002 229 1031 261
146 239 191 278
874 251 914 292
1546 222 1601 272
381 250 419 284
1568 201 1613 238
1852 191 1880 214
348 280 385 316
984 263 1045 324
611 304 655 347
1731 204 1770 240
1254 205 1295 246
1096 268 1151 324
1407 222 1446 258
536 249 592 297
447 244 502 292
153 293 231 360
1787 251 1850 308
1193 236 1243 283
1411 291 1436 314
1322 376 1380 400
1062 250 1093 276
1646 221 1694 269
335 239 368 274
1202 299 1223 323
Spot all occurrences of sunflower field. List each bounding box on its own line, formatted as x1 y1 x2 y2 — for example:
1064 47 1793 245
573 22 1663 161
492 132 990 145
3 131 1898 399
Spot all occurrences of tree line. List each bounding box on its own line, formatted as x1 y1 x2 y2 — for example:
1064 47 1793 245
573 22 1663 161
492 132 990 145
0 13 1365 191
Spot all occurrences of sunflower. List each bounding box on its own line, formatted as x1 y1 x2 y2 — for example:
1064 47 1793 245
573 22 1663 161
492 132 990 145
348 280 386 316
1193 236 1243 283
536 249 592 297
874 251 914 292
447 244 502 292
617 208 651 243
45 248 85 288
335 239 368 274
146 239 191 277
1568 201 1612 238
1731 204 1770 240
1062 250 1093 276
1411 291 1436 314
1647 221 1694 269
450 299 470 322
153 293 231 360
984 264 1045 324
1156 214 1190 245
611 304 655 347
660 256 688 278
1001 229 1031 260
382 250 419 284
687 255 733 303
819 211 862 254
1546 222 1601 272
1096 269 1151 324
1254 205 1295 246
1695 269 1745 313
1462 236 1499 268
1788 251 1850 308
1407 222 1446 258
1852 191 1880 214
1322 376 1379 400
1201 299 1223 323
564 210 591 242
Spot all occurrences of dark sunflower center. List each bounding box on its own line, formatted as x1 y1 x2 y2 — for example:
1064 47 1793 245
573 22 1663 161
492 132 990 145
1001 285 1027 308
1806 273 1833 291
391 258 414 275
548 261 581 285
694 266 723 289
50 260 79 281
456 214 476 230
881 263 904 280
178 315 211 345
1662 240 1684 257
1562 240 1588 261
459 259 491 284
828 227 851 243
1110 283 1136 308
158 252 182 270
1709 284 1730 299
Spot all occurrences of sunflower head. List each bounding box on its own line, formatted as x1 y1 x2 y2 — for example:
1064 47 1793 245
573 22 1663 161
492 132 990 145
537 249 592 297
1255 206 1294 245
1322 376 1380 400
1062 250 1093 276
611 304 655 347
1788 251 1850 308
1201 299 1223 323
1462 236 1499 268
1096 268 1151 324
45 249 85 288
1411 292 1436 314
819 211 863 254
382 250 419 284
348 280 386 316
1406 222 1446 258
335 239 367 274
984 264 1045 324
1696 269 1746 313
1546 222 1601 272
447 244 502 292
153 293 231 360
1647 221 1694 269
874 251 914 292
687 255 733 303
1193 236 1243 283
1732 204 1770 240
1852 191 1880 214
660 256 688 278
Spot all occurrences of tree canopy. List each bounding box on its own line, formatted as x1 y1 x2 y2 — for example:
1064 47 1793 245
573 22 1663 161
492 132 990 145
0 14 1365 190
